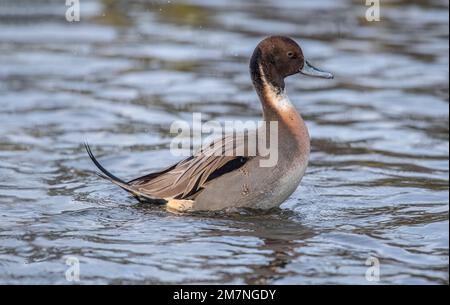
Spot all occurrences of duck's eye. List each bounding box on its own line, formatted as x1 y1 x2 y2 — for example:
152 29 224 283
287 51 294 58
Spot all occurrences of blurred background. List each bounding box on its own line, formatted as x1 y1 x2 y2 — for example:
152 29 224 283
0 0 448 284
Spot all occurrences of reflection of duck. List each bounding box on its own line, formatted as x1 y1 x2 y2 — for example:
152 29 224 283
184 209 315 284
86 36 333 212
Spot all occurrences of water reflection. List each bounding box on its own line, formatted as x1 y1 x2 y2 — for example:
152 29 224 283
175 209 316 284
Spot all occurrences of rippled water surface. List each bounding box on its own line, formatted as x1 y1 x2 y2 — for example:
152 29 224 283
0 0 448 284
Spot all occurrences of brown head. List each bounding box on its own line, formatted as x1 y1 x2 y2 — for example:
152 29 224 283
250 36 333 93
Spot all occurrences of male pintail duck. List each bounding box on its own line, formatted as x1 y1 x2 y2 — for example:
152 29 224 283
86 36 333 212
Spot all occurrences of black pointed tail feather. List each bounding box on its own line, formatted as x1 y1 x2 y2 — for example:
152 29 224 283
84 142 127 184
97 172 166 204
84 142 165 204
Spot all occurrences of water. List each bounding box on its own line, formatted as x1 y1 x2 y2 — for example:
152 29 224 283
0 0 448 285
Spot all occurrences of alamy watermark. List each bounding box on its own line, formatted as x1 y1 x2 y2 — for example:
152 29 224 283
61 0 378 167
365 256 380 282
65 0 80 22
65 256 80 282
170 113 279 167
365 0 381 22
64 0 381 23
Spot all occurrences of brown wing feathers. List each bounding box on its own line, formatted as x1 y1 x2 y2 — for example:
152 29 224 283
85 142 249 203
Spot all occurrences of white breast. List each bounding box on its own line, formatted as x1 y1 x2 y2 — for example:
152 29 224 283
255 157 309 209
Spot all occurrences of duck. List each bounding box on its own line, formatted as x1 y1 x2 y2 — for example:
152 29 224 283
86 36 333 213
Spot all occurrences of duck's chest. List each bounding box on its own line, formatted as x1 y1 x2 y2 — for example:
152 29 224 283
248 113 311 209
251 149 309 209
